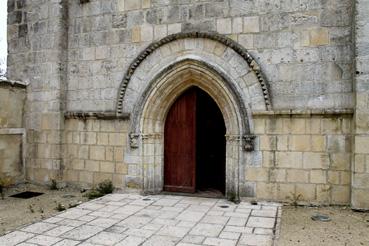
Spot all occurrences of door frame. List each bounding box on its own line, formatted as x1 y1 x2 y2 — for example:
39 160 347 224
126 60 254 201
163 87 227 194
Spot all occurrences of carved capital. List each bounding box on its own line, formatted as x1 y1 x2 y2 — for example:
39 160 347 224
129 133 140 148
141 133 162 140
225 134 242 142
243 135 256 152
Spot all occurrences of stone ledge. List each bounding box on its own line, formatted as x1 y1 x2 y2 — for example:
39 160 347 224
252 109 354 116
0 78 28 88
64 111 130 120
0 128 26 135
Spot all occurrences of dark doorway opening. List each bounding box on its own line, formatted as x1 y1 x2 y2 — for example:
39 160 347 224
164 86 226 195
196 89 226 194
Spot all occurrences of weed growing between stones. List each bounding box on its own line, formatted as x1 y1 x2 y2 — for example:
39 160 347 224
287 193 303 207
55 202 66 212
227 191 241 204
84 180 114 200
0 176 13 199
28 205 34 213
50 179 58 190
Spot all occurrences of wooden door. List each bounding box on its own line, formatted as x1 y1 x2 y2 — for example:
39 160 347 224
164 88 197 193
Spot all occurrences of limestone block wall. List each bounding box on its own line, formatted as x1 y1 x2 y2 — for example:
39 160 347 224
352 0 369 210
0 82 25 129
61 112 353 205
7 0 369 208
7 0 69 183
65 0 354 112
247 111 352 205
0 80 27 183
62 119 129 189
0 135 23 180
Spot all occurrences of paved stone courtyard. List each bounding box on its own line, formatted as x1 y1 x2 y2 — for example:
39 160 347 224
0 194 281 246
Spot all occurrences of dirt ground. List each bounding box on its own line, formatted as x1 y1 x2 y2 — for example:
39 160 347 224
1 185 369 246
0 183 88 236
279 206 369 246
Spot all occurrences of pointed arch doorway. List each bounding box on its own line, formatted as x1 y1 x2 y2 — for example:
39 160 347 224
127 59 258 200
164 87 226 195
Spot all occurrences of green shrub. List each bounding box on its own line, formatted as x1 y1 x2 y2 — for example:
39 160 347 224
55 203 66 212
96 180 114 195
50 179 58 190
85 189 103 200
84 180 114 200
0 176 13 199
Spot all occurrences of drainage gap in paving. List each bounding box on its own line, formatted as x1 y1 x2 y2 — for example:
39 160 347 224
10 191 44 199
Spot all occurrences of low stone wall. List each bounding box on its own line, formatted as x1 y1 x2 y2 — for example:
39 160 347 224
63 118 129 189
0 79 27 183
249 111 352 205
0 134 23 181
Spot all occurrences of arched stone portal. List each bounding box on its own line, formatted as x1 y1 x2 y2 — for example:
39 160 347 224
120 35 269 200
125 60 257 200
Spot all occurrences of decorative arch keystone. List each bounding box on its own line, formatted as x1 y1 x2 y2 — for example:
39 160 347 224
116 31 271 115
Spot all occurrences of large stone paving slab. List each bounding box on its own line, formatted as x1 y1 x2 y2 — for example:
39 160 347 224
0 194 281 245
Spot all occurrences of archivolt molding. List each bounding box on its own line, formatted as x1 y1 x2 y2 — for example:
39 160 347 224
128 59 256 152
116 31 271 115
131 60 246 133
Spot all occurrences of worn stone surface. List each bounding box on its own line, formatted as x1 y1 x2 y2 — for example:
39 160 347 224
250 113 352 205
0 84 25 128
63 119 128 188
7 0 68 184
5 0 368 209
0 81 26 182
7 0 354 112
0 135 23 182
0 194 282 246
352 0 369 210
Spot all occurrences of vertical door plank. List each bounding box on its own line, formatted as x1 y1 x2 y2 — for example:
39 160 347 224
164 88 197 193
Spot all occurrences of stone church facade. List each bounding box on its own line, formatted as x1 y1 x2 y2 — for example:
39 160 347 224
3 0 369 209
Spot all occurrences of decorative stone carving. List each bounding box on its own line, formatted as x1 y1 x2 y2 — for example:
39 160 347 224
243 135 256 152
129 133 140 148
64 111 130 120
225 134 242 142
141 133 162 140
225 134 255 152
116 32 272 115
